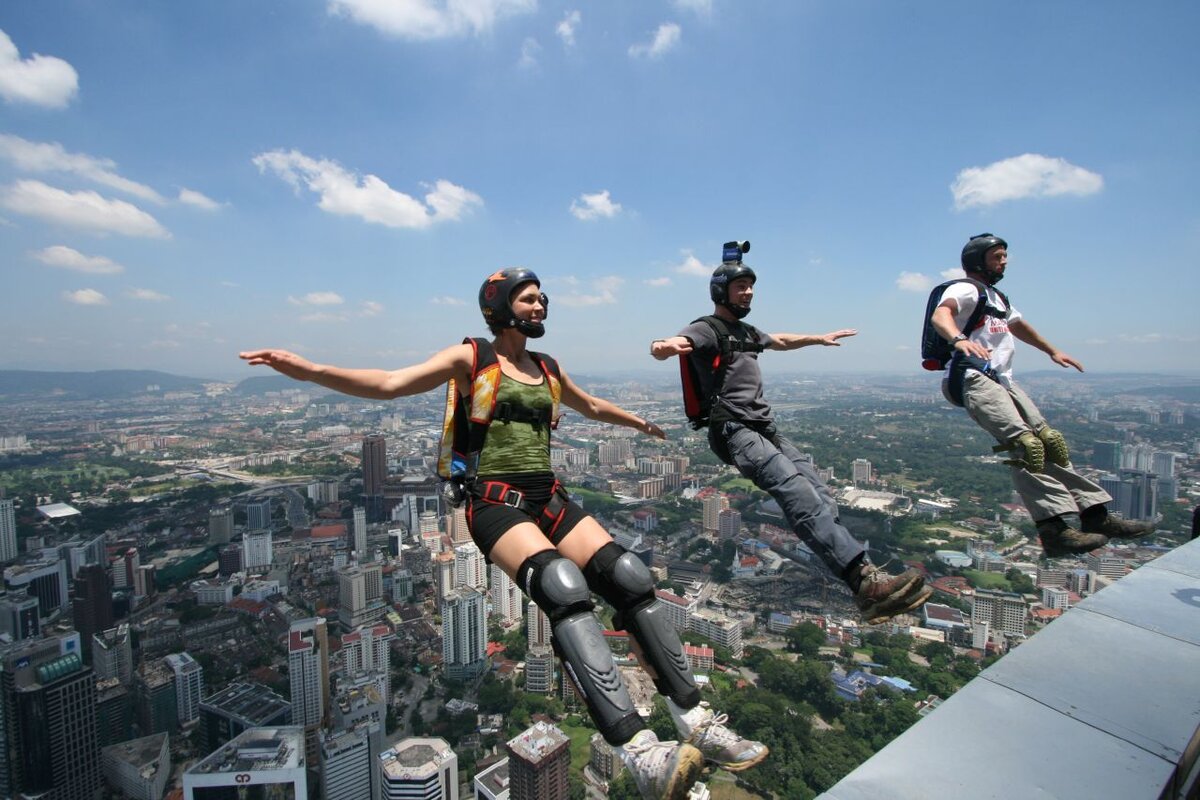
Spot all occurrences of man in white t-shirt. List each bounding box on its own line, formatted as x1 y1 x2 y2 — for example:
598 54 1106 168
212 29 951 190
929 233 1154 557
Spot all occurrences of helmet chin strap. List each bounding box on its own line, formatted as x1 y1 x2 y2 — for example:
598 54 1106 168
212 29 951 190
721 301 752 320
515 319 546 338
971 268 1003 286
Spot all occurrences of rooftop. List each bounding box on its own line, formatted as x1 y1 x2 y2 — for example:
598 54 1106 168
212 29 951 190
507 721 570 763
188 727 305 775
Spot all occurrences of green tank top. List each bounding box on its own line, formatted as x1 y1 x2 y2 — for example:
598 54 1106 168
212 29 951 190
476 373 553 476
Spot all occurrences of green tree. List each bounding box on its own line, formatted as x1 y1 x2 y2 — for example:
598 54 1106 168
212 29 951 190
785 622 826 657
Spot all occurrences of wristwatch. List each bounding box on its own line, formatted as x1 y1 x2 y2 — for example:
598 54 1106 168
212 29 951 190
951 333 969 344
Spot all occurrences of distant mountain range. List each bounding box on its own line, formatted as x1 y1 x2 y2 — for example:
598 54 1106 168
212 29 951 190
0 369 325 402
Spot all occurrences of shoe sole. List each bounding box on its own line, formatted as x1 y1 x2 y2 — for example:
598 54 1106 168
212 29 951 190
710 745 770 773
664 743 705 800
1041 538 1108 558
865 585 933 625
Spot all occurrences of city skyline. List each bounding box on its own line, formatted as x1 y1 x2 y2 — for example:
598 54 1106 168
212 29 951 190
1 2 1198 380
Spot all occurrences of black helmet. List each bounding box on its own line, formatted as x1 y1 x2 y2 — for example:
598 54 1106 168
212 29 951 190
479 268 549 338
710 240 755 319
961 233 1008 285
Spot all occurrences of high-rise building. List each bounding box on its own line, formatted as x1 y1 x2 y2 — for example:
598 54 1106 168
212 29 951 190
218 543 242 576
362 434 387 496
199 682 291 753
379 737 458 800
331 682 386 800
523 647 555 695
0 498 17 563
101 732 170 800
134 658 178 735
490 564 522 624
166 651 204 725
527 602 552 649
1086 551 1128 579
473 758 510 800
971 588 1027 638
1042 586 1070 611
339 562 386 629
1092 441 1122 472
183 727 308 800
506 721 570 800
289 617 330 725
341 623 393 704
4 556 69 621
446 506 470 546
442 588 487 681
688 607 744 659
433 551 456 603
1151 451 1177 479
701 494 728 532
73 562 114 659
96 677 133 747
133 563 157 598
589 732 623 782
454 542 487 591
309 479 340 504
852 458 873 486
0 594 40 641
321 726 374 800
209 507 234 545
0 637 101 799
353 506 368 558
244 529 274 572
597 439 632 467
246 497 273 531
717 508 742 540
93 623 133 683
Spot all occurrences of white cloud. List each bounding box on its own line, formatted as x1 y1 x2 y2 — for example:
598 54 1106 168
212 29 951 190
629 23 681 58
253 149 482 229
299 311 345 323
0 30 78 109
518 37 541 69
672 0 712 15
32 244 124 274
645 276 671 287
556 11 581 47
951 154 1103 210
361 300 384 316
289 291 345 306
328 0 535 40
941 267 965 280
0 134 164 202
555 275 623 307
178 188 222 210
431 295 466 306
1 180 170 238
896 271 932 292
128 287 170 301
673 251 712 276
63 288 107 305
569 189 622 221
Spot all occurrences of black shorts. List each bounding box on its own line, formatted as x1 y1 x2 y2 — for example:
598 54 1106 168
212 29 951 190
466 472 589 559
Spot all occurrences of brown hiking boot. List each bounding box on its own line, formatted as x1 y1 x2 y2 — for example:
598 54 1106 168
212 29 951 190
1037 514 1108 558
1081 508 1156 540
855 565 929 624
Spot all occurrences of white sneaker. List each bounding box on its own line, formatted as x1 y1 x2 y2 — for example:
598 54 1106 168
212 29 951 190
620 729 704 800
675 703 768 773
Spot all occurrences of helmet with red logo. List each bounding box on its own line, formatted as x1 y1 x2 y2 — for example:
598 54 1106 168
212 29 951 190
479 268 549 338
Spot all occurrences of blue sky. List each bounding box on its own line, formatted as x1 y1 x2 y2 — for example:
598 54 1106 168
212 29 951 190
1 1 1197 382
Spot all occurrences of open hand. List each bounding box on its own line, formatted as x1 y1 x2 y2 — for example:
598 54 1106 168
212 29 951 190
239 349 318 381
819 329 858 346
1051 352 1084 372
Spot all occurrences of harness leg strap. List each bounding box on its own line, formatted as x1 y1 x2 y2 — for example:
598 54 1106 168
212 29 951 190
517 551 643 745
584 543 701 709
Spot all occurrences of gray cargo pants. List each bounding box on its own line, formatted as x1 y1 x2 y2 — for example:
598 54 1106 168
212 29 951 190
712 420 865 576
951 370 1111 522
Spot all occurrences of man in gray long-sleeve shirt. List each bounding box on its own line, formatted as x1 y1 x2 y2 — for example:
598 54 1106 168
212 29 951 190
651 241 931 624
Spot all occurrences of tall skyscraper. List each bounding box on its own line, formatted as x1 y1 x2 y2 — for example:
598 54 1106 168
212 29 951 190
445 506 470 546
289 617 330 760
218 543 242 576
1092 440 1122 472
321 726 374 800
971 589 1027 638
702 494 728 532
341 623 393 703
524 647 555 695
165 651 204 725
489 564 522 624
134 659 178 735
363 434 387 521
506 721 570 800
717 508 742 540
852 458 873 486
101 732 170 800
72 562 114 659
0 594 40 641
4 556 69 621
246 497 272 531
379 737 458 800
0 637 101 799
442 589 487 681
208 507 234 545
353 506 368 558
183 727 308 800
454 542 487 591
433 551 456 603
338 562 386 629
0 498 17 563
243 529 274 572
527 602 552 649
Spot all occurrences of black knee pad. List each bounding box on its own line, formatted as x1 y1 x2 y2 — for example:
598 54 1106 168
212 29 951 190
584 542 655 622
517 549 593 624
584 543 700 708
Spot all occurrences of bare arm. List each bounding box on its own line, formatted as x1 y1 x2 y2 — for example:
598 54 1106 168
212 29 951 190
1009 318 1083 371
239 344 473 400
767 329 857 351
559 369 665 439
650 336 693 360
931 301 991 360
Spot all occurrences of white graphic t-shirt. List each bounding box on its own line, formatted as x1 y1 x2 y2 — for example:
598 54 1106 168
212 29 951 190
942 281 1023 384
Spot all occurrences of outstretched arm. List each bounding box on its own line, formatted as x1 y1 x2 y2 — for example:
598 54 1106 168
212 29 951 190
650 336 693 360
1009 319 1083 371
559 369 665 439
239 344 473 400
767 329 857 351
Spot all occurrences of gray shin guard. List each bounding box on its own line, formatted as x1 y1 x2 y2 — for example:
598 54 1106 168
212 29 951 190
553 614 643 745
623 601 702 708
